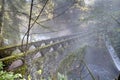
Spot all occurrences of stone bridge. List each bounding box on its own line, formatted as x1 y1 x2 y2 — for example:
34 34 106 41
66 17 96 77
0 30 99 61
0 29 119 80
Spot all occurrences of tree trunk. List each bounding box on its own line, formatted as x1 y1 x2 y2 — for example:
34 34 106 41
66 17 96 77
0 0 5 47
0 0 5 57
0 0 5 34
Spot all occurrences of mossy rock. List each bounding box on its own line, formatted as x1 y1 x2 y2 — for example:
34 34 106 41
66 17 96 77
14 64 27 76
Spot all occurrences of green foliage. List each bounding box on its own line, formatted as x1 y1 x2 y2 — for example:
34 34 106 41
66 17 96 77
14 64 27 76
0 61 25 80
38 72 68 80
58 72 67 80
0 61 3 70
57 46 87 74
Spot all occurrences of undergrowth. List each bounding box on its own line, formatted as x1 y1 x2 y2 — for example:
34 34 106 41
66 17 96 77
0 61 25 80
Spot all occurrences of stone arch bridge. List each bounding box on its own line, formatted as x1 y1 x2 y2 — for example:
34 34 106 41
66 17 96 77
0 29 120 80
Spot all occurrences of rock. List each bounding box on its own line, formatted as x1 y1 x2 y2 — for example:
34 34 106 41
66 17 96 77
33 52 42 59
8 59 23 71
12 48 21 55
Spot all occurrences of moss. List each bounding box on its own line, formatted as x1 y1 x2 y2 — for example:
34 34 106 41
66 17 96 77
14 64 27 76
57 46 87 74
33 56 46 69
3 58 20 70
53 52 59 59
0 37 78 62
0 53 24 62
3 61 27 78
2 56 27 76
57 53 76 74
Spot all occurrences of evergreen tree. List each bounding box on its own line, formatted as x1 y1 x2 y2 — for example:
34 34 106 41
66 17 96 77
0 0 26 45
